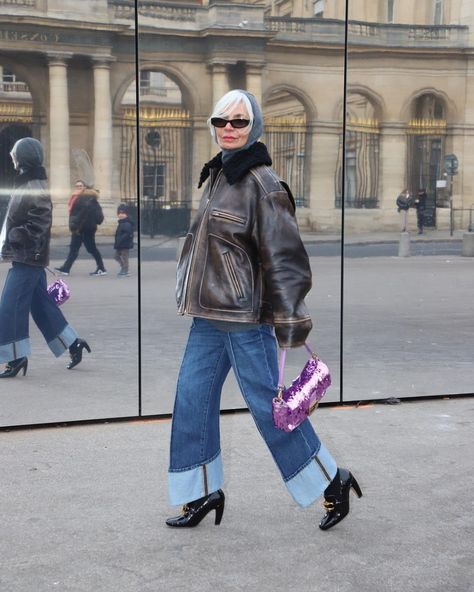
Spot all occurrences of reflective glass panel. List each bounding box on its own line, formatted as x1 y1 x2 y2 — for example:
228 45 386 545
0 1 139 425
343 0 474 401
138 0 345 414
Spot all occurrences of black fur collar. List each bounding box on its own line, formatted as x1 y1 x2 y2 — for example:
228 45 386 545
198 141 272 188
14 166 47 188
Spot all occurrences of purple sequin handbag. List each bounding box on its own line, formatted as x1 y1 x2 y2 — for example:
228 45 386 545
272 343 331 432
47 278 71 306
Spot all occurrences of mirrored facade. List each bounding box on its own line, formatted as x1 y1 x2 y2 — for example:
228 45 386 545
0 1 139 425
137 0 344 414
343 0 474 400
0 0 472 427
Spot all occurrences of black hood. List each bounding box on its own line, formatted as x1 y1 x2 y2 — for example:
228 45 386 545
12 137 44 169
11 137 47 186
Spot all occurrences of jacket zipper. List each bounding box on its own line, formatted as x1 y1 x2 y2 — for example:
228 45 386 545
315 455 331 482
202 464 209 496
181 170 223 314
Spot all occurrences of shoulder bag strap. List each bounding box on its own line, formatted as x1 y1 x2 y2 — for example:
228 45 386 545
278 342 314 387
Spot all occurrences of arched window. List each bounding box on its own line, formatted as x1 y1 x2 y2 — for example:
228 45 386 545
120 71 192 235
264 90 309 207
336 93 380 208
406 93 446 227
0 66 34 194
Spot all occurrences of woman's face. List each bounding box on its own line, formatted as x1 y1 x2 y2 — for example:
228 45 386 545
214 101 251 150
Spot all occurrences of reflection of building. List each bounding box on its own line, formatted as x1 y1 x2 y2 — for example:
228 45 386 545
0 0 473 233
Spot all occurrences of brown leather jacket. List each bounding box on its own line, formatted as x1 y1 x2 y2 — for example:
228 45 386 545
176 148 312 348
0 178 51 267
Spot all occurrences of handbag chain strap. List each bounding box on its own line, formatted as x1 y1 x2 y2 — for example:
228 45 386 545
277 342 315 398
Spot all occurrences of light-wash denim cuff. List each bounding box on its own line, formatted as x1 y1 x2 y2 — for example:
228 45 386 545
168 453 224 506
285 442 338 508
48 325 78 357
0 338 30 364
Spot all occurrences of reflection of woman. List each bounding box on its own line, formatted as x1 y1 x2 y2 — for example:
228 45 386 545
0 138 90 378
166 90 362 529
55 181 106 277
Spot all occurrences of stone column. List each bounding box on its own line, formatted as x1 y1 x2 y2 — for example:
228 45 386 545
308 124 342 231
379 125 408 230
207 63 229 158
246 63 264 105
209 63 229 107
92 58 114 201
48 53 72 206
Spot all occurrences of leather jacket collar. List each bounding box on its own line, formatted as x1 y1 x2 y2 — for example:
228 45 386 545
198 141 272 188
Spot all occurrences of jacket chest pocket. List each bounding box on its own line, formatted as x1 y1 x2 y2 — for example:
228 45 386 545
211 209 247 225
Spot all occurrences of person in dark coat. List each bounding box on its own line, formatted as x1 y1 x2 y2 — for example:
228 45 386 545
114 203 134 276
55 183 107 276
414 188 427 234
0 137 91 378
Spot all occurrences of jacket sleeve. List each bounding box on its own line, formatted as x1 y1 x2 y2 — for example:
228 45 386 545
8 193 51 259
95 202 104 225
256 188 313 348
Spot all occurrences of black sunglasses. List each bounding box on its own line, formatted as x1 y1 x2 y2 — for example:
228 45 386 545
211 117 250 129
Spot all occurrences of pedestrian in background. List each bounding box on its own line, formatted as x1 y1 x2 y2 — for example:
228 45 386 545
396 188 412 232
414 188 427 234
0 138 91 378
166 89 362 530
114 203 134 276
55 182 107 277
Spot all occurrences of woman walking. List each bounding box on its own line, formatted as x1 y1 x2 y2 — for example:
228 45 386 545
167 90 362 530
0 137 90 377
55 181 106 276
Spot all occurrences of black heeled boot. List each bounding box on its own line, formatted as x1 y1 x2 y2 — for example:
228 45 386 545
0 357 28 378
319 468 362 531
166 490 225 528
67 339 91 370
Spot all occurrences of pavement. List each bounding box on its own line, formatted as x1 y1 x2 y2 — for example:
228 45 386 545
0 396 473 592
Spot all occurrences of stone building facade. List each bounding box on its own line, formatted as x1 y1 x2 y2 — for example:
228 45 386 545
0 0 473 234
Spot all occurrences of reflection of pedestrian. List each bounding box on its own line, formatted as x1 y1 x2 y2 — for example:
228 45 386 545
55 182 106 276
166 89 362 531
0 138 90 378
396 188 412 232
114 203 134 276
414 188 427 234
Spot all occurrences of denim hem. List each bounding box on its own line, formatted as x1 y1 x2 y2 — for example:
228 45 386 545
168 453 224 506
0 338 31 364
284 443 338 508
48 325 78 357
168 448 222 473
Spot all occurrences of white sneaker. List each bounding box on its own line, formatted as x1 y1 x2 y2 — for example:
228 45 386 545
54 268 69 276
89 269 107 276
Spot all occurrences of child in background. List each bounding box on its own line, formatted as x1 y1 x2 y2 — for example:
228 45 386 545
114 204 134 276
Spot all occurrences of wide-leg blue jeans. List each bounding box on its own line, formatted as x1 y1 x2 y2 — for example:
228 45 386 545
168 318 337 508
0 262 78 363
